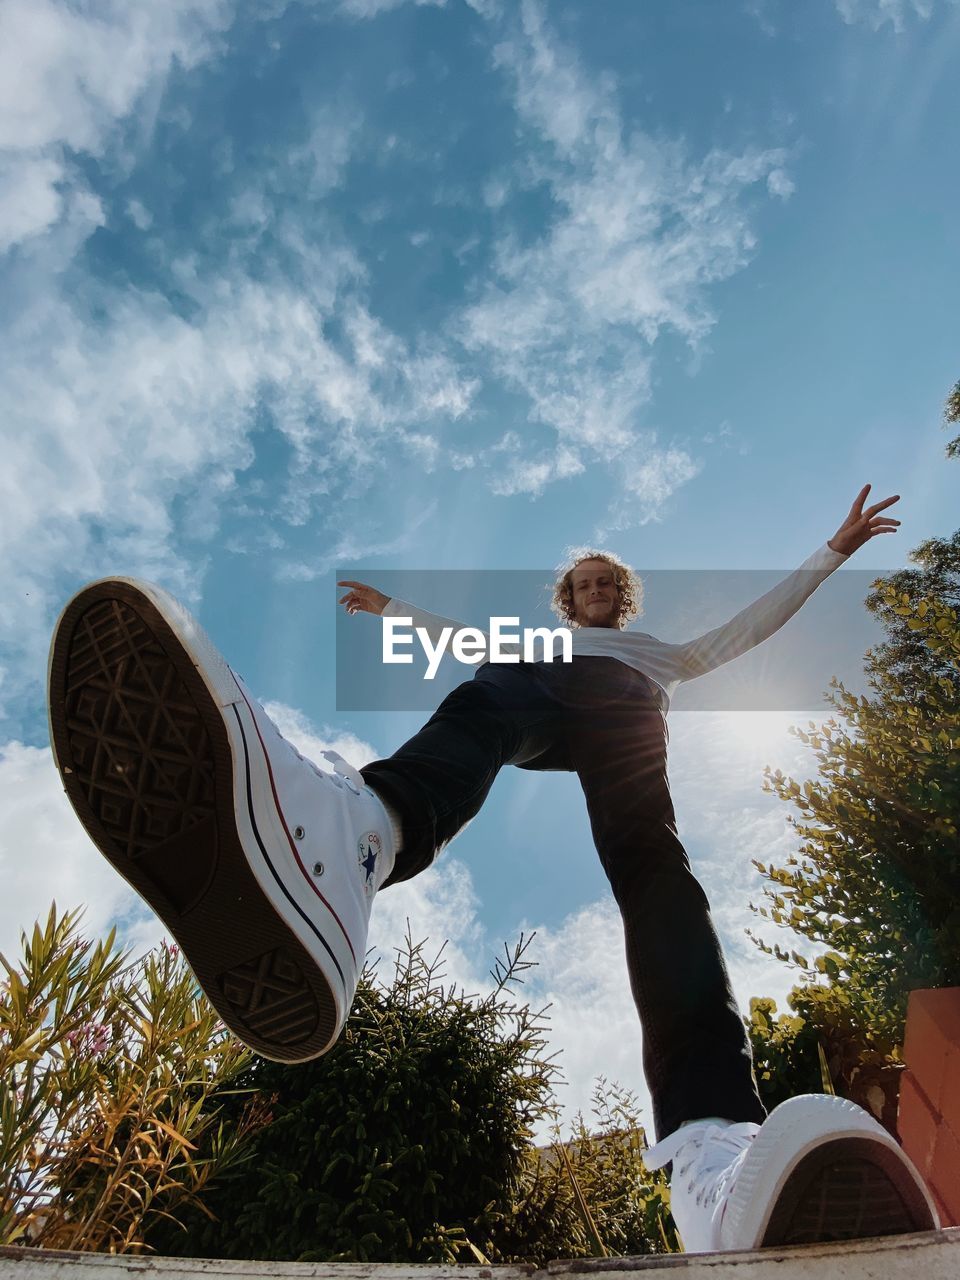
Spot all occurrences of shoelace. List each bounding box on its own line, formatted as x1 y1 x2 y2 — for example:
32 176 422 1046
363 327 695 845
643 1120 760 1208
247 684 366 796
320 749 365 795
239 677 367 797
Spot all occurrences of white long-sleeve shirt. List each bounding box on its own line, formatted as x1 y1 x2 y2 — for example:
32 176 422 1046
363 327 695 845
381 541 849 714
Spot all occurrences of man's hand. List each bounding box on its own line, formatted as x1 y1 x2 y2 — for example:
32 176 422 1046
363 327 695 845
337 580 390 616
827 484 901 556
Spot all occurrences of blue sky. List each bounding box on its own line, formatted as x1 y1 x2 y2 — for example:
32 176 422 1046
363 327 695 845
1 0 958 1136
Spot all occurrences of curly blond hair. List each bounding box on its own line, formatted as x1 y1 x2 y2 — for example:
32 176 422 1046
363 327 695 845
550 548 644 630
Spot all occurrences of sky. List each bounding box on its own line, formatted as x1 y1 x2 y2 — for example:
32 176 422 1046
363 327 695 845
1 0 959 1142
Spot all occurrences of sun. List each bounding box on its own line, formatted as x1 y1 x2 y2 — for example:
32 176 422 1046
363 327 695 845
719 710 811 756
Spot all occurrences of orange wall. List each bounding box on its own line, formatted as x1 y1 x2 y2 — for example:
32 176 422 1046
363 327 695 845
897 987 960 1227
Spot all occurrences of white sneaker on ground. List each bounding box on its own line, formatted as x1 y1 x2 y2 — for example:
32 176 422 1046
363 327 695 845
644 1094 939 1254
47 577 395 1063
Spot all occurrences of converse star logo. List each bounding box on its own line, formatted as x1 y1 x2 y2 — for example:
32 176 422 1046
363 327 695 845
358 832 381 896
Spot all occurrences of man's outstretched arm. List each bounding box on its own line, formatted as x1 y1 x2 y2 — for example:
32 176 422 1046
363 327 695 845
676 484 901 681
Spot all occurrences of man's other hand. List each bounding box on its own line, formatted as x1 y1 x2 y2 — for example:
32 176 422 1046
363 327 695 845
828 484 901 556
337 580 390 616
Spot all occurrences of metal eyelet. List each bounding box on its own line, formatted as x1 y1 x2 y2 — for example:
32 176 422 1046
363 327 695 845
294 826 305 840
313 862 324 876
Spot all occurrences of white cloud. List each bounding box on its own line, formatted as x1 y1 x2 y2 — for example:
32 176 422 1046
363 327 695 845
0 272 476 722
519 899 648 1135
465 0 504 18
333 0 446 17
386 67 415 90
743 0 779 37
0 0 483 723
701 421 751 457
369 860 488 994
767 168 796 199
126 198 153 231
0 0 232 252
0 0 230 153
834 0 937 29
259 699 382 773
275 498 440 580
752 0 952 32
455 0 790 521
593 437 703 536
288 104 365 198
667 710 829 970
488 440 585 498
482 175 511 209
0 109 474 727
0 741 142 966
0 155 66 252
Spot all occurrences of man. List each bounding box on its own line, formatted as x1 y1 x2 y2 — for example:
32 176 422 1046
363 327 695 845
47 483 938 1255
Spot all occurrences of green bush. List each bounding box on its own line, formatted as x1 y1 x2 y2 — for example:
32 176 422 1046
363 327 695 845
494 1081 678 1264
747 986 903 1131
148 934 676 1264
147 933 560 1263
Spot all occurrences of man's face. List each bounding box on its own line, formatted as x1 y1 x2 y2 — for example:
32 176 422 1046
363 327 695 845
569 558 621 629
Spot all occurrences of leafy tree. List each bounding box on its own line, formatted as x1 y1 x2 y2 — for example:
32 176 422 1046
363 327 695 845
862 529 960 706
751 586 959 1036
746 542 960 1123
862 377 960 701
0 905 261 1252
944 377 960 460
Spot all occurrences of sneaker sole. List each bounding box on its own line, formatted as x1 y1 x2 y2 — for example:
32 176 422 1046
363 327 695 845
48 580 341 1062
760 1136 936 1247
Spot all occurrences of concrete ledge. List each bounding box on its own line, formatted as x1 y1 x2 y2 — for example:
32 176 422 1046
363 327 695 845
1 1231 958 1280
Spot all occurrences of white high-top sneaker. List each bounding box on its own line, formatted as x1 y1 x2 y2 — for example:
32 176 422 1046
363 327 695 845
47 577 396 1063
644 1095 939 1254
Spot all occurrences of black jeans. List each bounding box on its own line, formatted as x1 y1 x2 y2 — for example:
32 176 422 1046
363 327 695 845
360 656 767 1141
